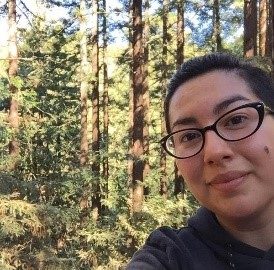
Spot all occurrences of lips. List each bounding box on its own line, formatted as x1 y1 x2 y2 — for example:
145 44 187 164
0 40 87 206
208 171 249 192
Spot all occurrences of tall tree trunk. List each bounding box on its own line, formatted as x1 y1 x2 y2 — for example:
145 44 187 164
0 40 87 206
128 0 134 212
212 0 222 51
102 0 109 205
91 0 101 220
174 0 185 197
271 0 274 77
176 0 184 68
244 0 258 57
132 0 144 213
259 0 268 56
266 0 272 56
174 165 185 197
143 0 150 188
80 0 89 166
8 0 19 165
128 89 134 210
260 0 272 56
160 0 169 199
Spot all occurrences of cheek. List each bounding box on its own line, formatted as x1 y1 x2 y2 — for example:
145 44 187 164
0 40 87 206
176 158 203 184
241 136 273 163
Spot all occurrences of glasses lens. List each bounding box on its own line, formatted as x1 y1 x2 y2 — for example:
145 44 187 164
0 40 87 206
216 106 259 141
166 129 203 158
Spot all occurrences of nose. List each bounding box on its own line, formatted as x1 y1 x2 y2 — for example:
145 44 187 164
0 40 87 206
203 130 234 165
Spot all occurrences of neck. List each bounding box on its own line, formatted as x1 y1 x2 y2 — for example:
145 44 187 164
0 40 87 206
216 206 274 251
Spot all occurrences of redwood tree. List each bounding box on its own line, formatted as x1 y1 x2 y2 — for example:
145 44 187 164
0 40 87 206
79 0 89 166
259 0 271 56
271 0 274 77
102 0 109 201
143 0 150 184
212 0 222 51
132 0 144 213
160 0 169 199
91 0 101 219
174 0 185 197
244 0 257 57
176 0 184 67
8 0 19 165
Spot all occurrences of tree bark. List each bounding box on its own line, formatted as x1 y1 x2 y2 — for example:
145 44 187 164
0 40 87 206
143 0 150 187
128 1 134 212
174 164 185 197
259 0 271 56
91 0 101 220
80 0 89 166
271 0 274 77
266 0 272 56
212 0 222 51
8 0 19 163
244 0 258 57
160 0 169 199
176 0 184 68
259 0 267 56
102 0 109 207
132 0 144 213
174 0 185 196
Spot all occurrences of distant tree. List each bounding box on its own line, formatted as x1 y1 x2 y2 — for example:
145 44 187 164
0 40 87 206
80 0 89 166
186 0 242 52
143 0 150 184
132 0 144 212
102 0 109 205
244 0 257 57
8 0 19 166
213 0 222 51
271 0 274 77
128 0 134 207
176 0 184 67
174 0 185 197
160 0 169 199
91 0 101 220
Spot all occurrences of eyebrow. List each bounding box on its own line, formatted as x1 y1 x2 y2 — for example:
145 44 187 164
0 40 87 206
212 95 250 115
171 95 251 131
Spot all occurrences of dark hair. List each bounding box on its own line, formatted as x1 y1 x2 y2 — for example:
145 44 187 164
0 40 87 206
165 53 274 133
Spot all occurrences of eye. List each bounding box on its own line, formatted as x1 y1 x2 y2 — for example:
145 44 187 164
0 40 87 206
179 130 202 143
224 114 249 128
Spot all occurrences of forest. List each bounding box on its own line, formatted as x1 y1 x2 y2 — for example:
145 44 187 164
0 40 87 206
0 0 272 269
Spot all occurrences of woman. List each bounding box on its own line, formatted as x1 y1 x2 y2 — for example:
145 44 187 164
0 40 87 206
126 53 274 269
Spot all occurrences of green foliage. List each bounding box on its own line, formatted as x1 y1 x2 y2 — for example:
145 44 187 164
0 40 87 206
0 0 246 269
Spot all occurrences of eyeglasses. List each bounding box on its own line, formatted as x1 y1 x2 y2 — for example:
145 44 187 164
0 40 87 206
160 102 274 159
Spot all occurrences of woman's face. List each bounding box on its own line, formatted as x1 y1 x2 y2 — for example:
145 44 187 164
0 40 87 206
169 70 274 222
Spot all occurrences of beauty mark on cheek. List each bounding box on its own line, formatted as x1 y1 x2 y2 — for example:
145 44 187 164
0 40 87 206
264 146 270 154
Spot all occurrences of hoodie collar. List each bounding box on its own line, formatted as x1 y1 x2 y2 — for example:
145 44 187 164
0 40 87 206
188 207 274 261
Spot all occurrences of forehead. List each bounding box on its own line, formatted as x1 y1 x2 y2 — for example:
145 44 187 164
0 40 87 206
169 70 259 128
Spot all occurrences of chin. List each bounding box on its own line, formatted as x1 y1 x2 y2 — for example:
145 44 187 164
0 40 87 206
214 202 262 223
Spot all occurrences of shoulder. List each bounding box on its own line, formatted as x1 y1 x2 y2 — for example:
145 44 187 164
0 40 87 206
126 208 220 270
126 226 197 270
146 225 195 249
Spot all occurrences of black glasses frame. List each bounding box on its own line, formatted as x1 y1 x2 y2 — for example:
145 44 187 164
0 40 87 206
160 102 274 159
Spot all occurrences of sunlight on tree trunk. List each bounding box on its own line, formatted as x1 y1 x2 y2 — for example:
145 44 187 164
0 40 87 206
102 0 109 209
8 0 19 169
80 0 89 166
132 0 144 213
91 0 101 220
